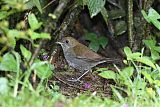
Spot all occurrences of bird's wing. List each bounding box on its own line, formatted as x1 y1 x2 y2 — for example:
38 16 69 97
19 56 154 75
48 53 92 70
72 44 104 62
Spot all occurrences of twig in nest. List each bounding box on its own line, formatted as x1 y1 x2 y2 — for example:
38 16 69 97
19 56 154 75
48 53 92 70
52 76 88 91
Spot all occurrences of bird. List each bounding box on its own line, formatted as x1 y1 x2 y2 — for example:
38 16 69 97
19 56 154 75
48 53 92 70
56 36 121 82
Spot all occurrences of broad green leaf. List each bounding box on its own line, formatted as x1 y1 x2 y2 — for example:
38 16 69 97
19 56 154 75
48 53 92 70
151 50 160 61
109 10 126 19
143 39 156 49
154 46 160 53
115 21 127 36
20 45 32 61
40 33 51 39
84 32 108 52
124 47 132 56
0 11 8 20
0 77 8 95
31 0 42 13
129 52 142 59
99 36 108 49
124 47 132 59
29 31 50 40
151 20 160 30
136 57 156 69
141 10 151 23
98 70 116 80
28 13 42 30
141 71 153 84
121 67 134 77
24 0 35 9
153 80 160 86
8 29 21 38
156 64 160 72
89 41 99 52
8 29 28 40
36 63 53 79
7 35 16 48
31 60 52 79
0 53 17 72
84 33 97 41
142 8 160 30
124 47 141 60
87 0 106 18
148 8 160 19
111 86 123 100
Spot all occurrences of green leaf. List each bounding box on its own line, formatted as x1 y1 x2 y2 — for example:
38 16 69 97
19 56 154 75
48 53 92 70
154 46 160 53
136 57 156 69
98 36 108 49
0 11 8 20
124 47 141 60
31 0 42 13
141 71 153 84
115 21 127 36
84 33 97 41
20 45 31 61
129 52 142 59
124 46 132 56
28 13 42 30
89 41 99 52
0 53 17 72
40 33 51 39
31 60 53 79
143 39 156 49
24 0 35 9
148 8 160 19
142 8 160 30
8 29 29 40
28 30 50 40
36 63 53 79
84 33 108 52
0 77 8 95
151 50 160 61
87 0 106 18
109 10 126 19
141 10 151 23
98 70 116 80
153 80 160 86
7 35 16 48
121 67 134 77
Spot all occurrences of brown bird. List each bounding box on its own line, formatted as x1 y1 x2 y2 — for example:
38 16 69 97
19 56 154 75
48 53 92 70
56 36 120 81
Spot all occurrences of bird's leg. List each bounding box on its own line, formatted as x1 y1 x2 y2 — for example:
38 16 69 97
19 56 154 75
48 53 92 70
67 70 90 82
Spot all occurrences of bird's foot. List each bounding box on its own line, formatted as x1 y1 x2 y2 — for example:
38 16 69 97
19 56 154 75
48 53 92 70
67 77 82 82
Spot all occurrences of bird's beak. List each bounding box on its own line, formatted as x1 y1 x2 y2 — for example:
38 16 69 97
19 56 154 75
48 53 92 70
55 42 62 45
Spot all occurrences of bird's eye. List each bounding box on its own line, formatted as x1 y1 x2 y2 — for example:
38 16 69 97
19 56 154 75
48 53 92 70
65 40 69 44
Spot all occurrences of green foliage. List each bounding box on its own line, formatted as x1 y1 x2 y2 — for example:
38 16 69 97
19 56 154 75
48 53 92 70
87 0 106 18
124 46 156 69
143 39 160 61
76 0 107 18
97 68 116 80
31 60 53 79
0 0 42 20
20 45 32 61
31 0 42 13
28 13 42 31
115 21 127 36
97 45 160 106
0 0 52 97
83 32 108 52
0 77 9 95
141 7 160 30
0 52 18 72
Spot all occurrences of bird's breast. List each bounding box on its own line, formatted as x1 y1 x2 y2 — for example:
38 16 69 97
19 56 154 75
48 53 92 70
64 51 91 72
